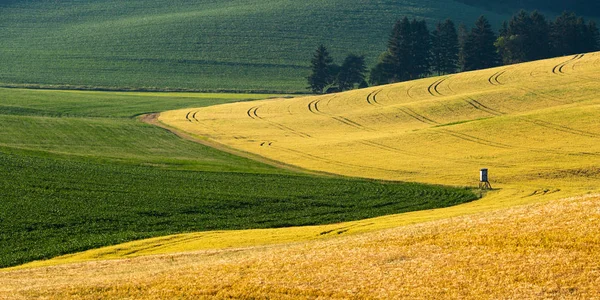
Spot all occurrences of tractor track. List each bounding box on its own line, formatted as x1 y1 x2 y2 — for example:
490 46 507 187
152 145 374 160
396 104 511 149
488 69 507 85
397 107 438 125
552 54 584 75
192 111 199 122
247 106 259 119
518 87 570 104
274 145 395 172
427 77 449 96
371 89 382 105
247 105 311 138
406 85 415 99
359 140 479 165
558 54 584 73
521 118 600 139
439 129 513 149
464 97 504 116
366 89 383 106
185 111 192 122
366 89 399 124
309 99 374 131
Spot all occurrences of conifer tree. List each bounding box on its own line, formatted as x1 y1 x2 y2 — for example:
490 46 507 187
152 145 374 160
409 19 432 79
496 10 550 65
432 19 459 75
337 54 367 91
550 12 598 56
587 21 600 53
370 17 431 84
529 11 551 60
462 16 499 71
369 52 395 86
457 23 468 71
307 45 336 94
388 17 413 82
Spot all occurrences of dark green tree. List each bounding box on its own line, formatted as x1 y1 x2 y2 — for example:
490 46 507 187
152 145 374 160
370 17 431 84
432 19 459 75
462 16 499 71
496 10 551 65
586 21 600 53
337 54 367 91
409 19 432 79
369 52 395 85
550 12 599 56
457 23 468 71
307 45 336 94
529 11 552 60
387 17 413 82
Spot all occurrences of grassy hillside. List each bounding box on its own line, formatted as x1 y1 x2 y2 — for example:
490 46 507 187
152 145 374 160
8 51 599 298
0 88 475 268
456 0 600 17
163 52 600 198
0 0 510 92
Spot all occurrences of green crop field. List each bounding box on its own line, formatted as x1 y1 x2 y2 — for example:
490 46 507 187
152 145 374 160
0 0 511 93
0 88 476 268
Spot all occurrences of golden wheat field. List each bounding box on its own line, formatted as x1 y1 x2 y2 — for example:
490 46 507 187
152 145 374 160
3 53 600 298
3 194 600 299
161 52 600 197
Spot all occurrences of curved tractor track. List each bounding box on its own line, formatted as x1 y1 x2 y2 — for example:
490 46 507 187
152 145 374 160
161 50 600 196
308 98 374 132
247 105 311 138
366 89 383 106
488 69 508 85
552 54 584 75
427 76 450 96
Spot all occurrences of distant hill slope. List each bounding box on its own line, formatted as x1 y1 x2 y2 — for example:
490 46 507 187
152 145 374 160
162 51 600 200
456 0 600 17
0 0 512 92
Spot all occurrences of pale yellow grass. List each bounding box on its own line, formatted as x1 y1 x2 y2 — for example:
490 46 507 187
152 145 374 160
161 52 600 198
2 194 599 299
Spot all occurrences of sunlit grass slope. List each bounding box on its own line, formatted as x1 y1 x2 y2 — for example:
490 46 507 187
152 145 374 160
0 88 475 268
3 194 599 298
3 55 600 298
0 0 509 92
163 52 600 200
17 52 600 271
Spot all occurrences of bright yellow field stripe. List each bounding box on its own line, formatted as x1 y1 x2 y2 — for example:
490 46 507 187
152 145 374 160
11 52 600 270
161 52 600 197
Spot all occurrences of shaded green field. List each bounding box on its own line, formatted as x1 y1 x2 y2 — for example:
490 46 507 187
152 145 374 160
0 148 476 268
0 0 509 92
0 88 476 268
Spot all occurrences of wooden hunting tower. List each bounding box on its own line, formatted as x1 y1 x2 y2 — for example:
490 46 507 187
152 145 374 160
479 168 492 190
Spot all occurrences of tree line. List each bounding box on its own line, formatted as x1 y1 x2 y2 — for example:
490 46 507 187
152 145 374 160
308 11 599 93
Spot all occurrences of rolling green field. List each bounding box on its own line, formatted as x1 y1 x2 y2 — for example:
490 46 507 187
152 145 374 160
0 88 476 268
0 0 510 92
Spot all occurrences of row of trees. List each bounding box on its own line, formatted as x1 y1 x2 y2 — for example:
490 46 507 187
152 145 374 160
497 11 599 64
307 11 599 93
307 46 368 93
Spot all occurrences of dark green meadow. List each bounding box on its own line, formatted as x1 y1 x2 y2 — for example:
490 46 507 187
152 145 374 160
0 88 477 268
0 0 510 92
